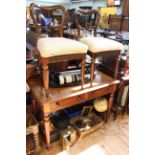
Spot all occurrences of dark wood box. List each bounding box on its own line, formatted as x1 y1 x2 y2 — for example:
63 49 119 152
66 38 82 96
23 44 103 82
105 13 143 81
70 112 103 138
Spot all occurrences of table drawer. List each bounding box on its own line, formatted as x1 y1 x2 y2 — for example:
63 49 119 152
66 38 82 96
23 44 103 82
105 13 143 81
57 94 85 106
87 85 114 100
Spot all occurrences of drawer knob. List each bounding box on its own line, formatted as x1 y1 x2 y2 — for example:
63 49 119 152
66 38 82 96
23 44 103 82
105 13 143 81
77 96 82 101
56 102 60 106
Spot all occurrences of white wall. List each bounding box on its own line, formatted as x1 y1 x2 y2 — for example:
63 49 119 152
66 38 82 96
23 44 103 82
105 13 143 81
26 0 70 8
70 0 107 9
26 0 122 14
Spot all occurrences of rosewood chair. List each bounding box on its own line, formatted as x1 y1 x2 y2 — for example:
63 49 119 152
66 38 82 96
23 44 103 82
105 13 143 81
29 3 67 38
29 4 88 96
73 9 124 86
29 3 69 73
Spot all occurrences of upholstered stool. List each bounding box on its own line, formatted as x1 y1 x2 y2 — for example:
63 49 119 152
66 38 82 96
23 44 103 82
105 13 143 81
79 37 124 86
37 37 88 94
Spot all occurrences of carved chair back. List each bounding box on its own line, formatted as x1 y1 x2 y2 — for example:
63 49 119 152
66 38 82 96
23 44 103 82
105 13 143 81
29 3 67 38
73 9 101 39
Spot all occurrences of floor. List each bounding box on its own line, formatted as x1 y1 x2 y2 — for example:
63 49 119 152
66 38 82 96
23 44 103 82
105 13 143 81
37 114 129 155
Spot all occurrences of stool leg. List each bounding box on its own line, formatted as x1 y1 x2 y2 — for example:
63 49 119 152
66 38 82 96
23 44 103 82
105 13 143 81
90 56 95 87
81 57 86 89
42 64 49 96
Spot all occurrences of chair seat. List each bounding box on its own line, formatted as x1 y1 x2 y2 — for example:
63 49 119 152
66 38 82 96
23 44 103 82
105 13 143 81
37 37 88 58
79 37 124 53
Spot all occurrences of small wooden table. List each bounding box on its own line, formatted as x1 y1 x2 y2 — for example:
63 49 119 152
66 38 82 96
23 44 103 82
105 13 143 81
28 71 120 148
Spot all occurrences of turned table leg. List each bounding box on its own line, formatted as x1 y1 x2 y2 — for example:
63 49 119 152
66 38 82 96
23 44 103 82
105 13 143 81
106 92 115 122
90 56 95 87
43 114 51 149
81 57 86 89
42 64 49 97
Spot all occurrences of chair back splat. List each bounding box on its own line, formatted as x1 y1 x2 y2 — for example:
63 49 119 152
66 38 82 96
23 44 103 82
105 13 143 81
29 3 67 38
73 9 101 39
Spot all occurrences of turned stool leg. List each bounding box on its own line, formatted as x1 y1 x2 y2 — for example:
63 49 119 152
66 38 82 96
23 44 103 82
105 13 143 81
42 64 49 96
81 57 86 89
43 114 51 149
90 56 95 87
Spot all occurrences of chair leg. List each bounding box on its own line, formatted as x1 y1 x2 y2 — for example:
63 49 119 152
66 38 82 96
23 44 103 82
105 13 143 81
42 64 49 97
81 57 86 89
90 57 95 87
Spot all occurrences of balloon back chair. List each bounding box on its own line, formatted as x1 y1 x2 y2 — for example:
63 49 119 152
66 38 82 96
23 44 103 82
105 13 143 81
73 9 124 86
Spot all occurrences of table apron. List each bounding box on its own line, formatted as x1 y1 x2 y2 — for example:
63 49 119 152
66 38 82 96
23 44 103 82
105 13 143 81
45 84 117 113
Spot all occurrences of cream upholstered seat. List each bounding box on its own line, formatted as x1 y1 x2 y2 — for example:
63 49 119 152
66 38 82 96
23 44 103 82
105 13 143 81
79 37 124 53
37 37 88 58
79 37 124 86
37 37 88 94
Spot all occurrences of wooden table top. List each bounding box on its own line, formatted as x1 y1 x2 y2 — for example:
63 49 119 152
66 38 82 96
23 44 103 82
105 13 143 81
28 71 120 106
